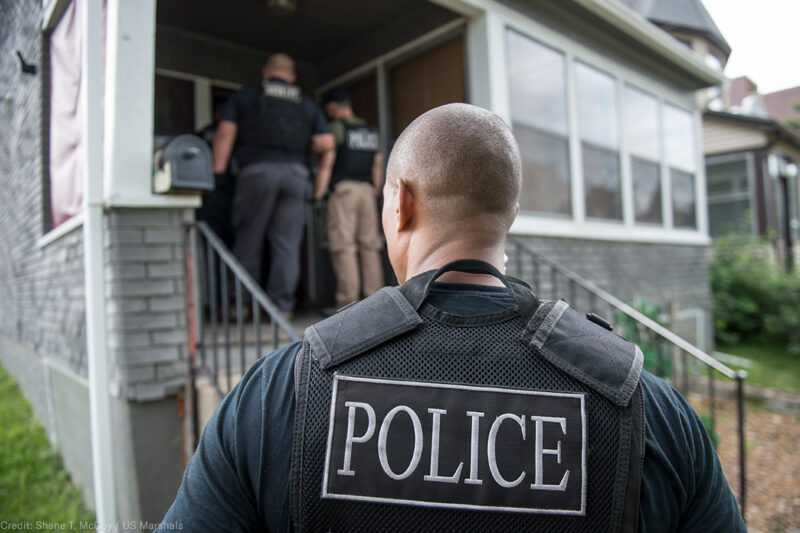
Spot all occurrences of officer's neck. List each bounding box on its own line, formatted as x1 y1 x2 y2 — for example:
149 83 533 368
403 236 506 287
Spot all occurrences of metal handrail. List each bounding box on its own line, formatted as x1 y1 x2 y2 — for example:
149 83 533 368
507 236 747 520
510 238 743 379
184 221 301 447
192 222 300 337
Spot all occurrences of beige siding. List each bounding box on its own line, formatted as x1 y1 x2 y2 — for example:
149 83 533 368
703 117 768 155
773 141 800 162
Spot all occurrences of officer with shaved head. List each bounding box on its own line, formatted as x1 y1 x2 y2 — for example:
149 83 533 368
160 104 745 532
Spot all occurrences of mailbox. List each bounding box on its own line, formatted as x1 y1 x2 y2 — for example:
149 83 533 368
153 134 214 194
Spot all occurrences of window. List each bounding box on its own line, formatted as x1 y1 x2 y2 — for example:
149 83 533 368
664 105 697 228
577 63 621 220
706 155 751 237
47 0 83 230
507 30 571 215
504 27 702 238
625 86 662 224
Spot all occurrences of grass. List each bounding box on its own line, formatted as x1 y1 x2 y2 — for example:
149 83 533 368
0 363 96 529
716 342 800 393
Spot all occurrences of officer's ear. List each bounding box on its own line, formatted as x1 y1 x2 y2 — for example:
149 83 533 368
396 178 414 231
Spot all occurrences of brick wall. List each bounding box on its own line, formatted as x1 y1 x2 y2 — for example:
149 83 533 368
105 208 192 402
0 1 89 381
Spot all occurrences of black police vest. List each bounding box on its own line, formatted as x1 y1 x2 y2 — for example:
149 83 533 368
330 120 379 190
291 259 644 533
236 81 311 162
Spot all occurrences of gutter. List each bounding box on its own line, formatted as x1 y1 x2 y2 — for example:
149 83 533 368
572 0 725 88
80 0 118 525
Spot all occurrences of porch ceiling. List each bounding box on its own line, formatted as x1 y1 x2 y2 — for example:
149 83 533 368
156 0 455 65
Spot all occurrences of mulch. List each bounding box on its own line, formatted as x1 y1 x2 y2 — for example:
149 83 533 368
688 393 800 533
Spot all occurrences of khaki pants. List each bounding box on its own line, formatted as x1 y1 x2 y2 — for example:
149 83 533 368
327 181 384 307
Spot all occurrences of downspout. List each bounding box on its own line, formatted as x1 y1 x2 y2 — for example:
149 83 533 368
80 0 118 526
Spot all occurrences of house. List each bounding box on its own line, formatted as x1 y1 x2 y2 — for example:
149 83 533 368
0 0 724 526
622 0 800 267
726 76 800 126
703 111 800 268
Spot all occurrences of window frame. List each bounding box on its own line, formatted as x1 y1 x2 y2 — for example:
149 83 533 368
500 17 708 245
705 152 757 237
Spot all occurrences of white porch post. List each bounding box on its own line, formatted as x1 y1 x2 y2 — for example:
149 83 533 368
81 0 118 527
103 0 157 205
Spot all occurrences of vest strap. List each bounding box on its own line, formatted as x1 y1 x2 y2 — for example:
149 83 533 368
305 286 422 370
522 300 643 407
399 258 540 321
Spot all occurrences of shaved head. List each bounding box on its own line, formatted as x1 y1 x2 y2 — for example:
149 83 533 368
386 103 521 229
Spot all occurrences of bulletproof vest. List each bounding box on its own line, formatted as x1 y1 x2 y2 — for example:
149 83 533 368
236 81 311 159
291 259 644 533
330 120 379 190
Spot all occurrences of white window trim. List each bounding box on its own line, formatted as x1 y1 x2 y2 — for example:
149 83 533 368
41 0 71 31
706 151 757 235
154 67 243 133
497 11 707 245
509 216 710 246
37 212 84 249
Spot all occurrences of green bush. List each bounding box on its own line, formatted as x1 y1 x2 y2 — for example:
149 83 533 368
711 230 800 357
614 299 671 377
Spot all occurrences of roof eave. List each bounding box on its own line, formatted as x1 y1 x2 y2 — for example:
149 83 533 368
573 0 725 88
705 110 800 149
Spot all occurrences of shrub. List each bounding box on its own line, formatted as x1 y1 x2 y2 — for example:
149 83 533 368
710 230 800 357
614 299 671 377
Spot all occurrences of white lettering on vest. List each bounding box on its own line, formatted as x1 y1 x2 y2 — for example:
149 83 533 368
530 416 570 491
377 405 423 480
487 414 527 488
263 82 301 102
334 405 571 492
465 411 484 485
424 408 464 483
337 401 376 476
346 129 379 151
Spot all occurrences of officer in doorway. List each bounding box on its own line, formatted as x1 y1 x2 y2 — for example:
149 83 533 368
315 86 384 311
160 104 745 532
212 53 334 316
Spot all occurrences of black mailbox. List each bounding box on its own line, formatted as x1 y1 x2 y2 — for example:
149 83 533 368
153 134 214 194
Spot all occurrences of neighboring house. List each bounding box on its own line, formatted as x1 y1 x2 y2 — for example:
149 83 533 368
726 76 800 126
0 0 723 526
626 1 800 269
703 111 800 267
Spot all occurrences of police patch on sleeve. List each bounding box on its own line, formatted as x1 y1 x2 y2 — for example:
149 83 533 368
322 375 586 515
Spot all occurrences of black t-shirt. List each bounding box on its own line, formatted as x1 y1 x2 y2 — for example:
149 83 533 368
222 79 330 165
159 283 745 532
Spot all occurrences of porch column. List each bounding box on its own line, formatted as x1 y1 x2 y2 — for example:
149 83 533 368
102 0 189 527
103 0 157 204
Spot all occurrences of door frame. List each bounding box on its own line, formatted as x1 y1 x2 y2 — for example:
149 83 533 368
316 18 467 159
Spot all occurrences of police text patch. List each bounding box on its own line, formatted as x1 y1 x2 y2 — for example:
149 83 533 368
263 81 301 102
346 129 379 152
322 375 586 515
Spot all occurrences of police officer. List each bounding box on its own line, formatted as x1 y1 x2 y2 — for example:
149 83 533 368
160 104 745 532
315 87 384 310
212 53 334 315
